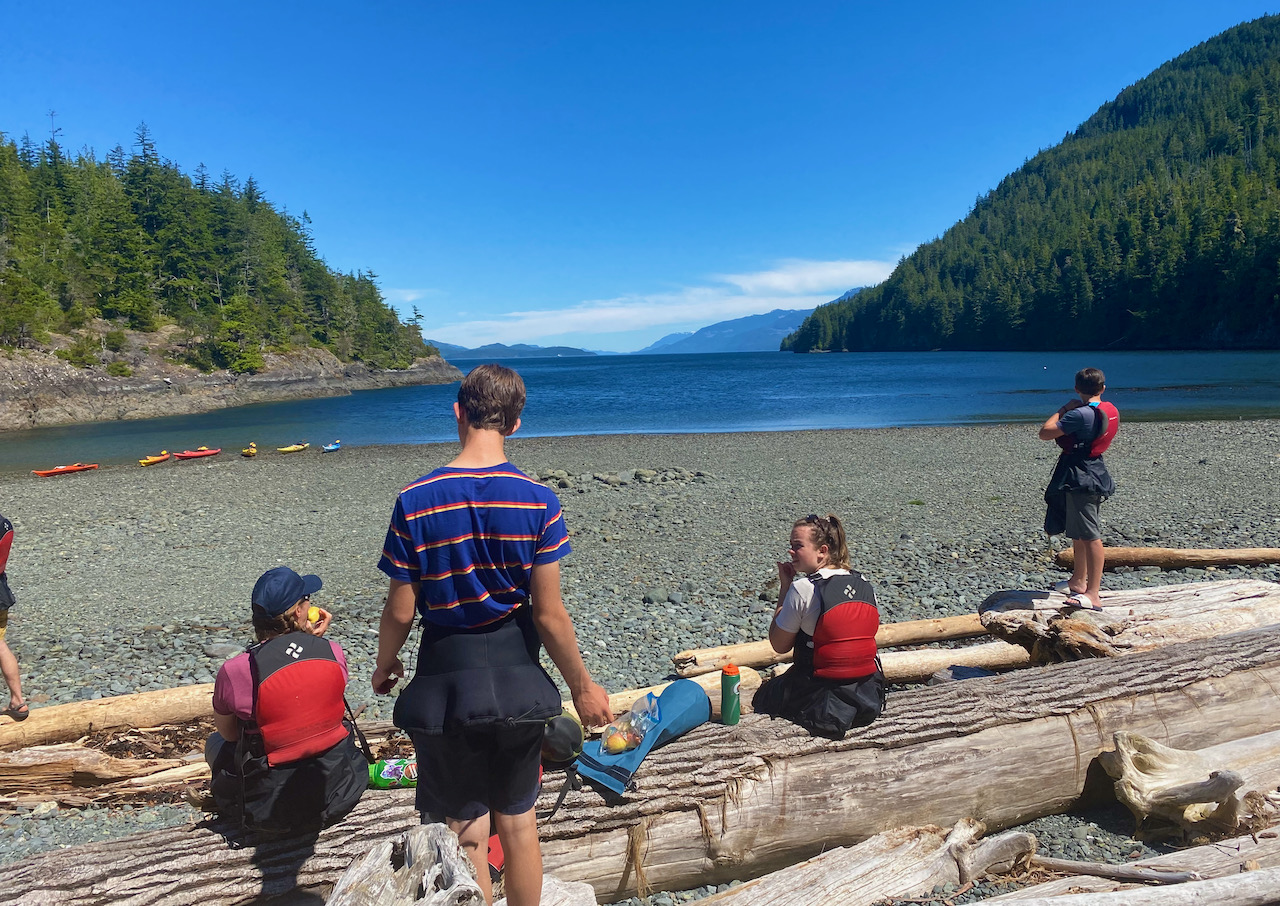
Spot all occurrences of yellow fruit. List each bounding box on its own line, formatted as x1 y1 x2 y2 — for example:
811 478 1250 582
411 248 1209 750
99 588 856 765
308 606 320 623
604 732 629 754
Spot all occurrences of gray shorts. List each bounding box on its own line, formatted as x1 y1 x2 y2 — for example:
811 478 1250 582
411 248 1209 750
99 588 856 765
1064 492 1103 541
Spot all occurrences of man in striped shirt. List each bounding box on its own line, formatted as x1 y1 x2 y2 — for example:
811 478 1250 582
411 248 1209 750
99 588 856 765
374 363 611 906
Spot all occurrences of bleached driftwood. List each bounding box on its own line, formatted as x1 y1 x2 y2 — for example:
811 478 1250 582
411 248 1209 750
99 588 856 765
971 864 1280 905
0 683 215 751
1028 857 1201 884
5 626 1279 905
327 823 484 906
771 640 1031 684
1099 730 1280 839
980 579 1280 662
981 829 1280 900
696 819 1034 905
672 614 986 677
0 743 191 795
1055 546 1280 571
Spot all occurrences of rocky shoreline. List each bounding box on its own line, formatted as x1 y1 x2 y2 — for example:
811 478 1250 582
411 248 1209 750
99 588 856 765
0 339 461 432
1 420 1278 899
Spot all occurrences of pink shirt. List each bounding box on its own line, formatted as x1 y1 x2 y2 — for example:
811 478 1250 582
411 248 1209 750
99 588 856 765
212 639 350 721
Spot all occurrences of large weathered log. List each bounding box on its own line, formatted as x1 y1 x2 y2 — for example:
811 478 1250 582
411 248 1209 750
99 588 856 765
1099 730 1280 839
0 684 215 751
672 614 986 677
1055 546 1280 570
0 743 189 795
981 829 1280 900
772 640 1031 684
980 579 1280 662
973 864 1280 905
5 626 1280 906
697 820 1034 906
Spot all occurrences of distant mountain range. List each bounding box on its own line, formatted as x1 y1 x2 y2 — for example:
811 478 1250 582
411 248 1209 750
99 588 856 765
633 308 821 354
427 341 597 359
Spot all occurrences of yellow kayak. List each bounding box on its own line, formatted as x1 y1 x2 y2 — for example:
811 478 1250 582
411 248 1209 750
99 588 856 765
241 442 258 458
276 442 310 454
139 451 170 467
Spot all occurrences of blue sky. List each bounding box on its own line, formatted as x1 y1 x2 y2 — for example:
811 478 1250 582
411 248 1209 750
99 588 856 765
3 2 1274 352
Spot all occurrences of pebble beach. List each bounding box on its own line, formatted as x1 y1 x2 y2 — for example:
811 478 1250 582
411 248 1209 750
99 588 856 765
2 420 1279 900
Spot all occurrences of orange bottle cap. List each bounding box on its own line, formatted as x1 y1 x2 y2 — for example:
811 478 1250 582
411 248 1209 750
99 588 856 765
722 663 739 676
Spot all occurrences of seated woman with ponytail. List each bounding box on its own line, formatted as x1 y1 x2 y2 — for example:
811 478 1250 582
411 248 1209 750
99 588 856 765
206 566 367 835
752 513 886 739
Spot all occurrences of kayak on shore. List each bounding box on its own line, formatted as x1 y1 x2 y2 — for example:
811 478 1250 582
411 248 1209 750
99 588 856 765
277 442 309 454
241 442 257 458
174 447 221 460
139 451 170 467
31 463 100 477
321 440 341 453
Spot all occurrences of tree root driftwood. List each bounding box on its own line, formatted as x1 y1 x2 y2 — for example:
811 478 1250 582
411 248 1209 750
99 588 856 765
6 625 1280 906
979 579 1280 663
1055 546 1280 571
328 824 595 906
1100 730 1280 841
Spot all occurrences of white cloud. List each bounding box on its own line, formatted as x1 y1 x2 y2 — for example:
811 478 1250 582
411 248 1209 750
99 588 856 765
424 257 901 348
383 288 438 305
717 259 896 295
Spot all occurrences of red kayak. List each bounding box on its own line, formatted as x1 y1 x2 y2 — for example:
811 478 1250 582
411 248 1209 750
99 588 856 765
174 447 222 460
32 463 100 477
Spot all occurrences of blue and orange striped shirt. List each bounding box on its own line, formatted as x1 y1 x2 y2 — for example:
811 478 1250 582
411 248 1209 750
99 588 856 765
377 463 571 629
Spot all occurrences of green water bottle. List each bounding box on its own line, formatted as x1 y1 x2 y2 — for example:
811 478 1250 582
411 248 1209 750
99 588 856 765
721 663 741 725
369 757 418 789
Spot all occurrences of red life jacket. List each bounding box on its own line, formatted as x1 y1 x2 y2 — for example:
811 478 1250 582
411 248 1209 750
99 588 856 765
1088 402 1119 456
0 514 12 575
249 633 351 767
1054 401 1118 458
794 572 880 681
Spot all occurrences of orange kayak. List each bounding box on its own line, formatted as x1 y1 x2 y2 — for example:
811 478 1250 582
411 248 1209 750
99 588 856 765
32 463 100 477
174 447 221 460
139 451 170 466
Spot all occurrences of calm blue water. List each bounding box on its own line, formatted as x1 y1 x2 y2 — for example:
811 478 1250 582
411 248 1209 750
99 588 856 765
3 351 1278 472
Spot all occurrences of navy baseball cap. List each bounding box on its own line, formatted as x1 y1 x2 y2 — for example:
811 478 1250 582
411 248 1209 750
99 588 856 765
251 566 323 617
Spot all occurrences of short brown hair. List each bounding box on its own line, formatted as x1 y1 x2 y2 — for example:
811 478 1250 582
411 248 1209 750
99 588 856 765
458 364 526 433
1075 367 1106 396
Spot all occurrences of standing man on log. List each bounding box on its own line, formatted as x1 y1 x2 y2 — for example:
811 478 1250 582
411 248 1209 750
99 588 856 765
373 363 612 906
1039 367 1119 611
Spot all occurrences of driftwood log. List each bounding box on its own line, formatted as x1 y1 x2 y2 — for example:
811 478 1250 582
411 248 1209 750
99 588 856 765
698 819 1034 905
6 625 1280 905
0 683 215 751
981 829 1280 900
1055 546 1280 571
1099 730 1280 839
980 579 1280 662
672 613 986 676
973 864 1280 905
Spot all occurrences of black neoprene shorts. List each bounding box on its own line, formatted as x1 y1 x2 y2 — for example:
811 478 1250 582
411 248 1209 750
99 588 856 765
412 724 543 821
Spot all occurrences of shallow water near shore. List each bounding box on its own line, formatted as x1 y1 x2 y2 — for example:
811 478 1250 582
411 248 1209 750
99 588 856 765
3 349 1279 472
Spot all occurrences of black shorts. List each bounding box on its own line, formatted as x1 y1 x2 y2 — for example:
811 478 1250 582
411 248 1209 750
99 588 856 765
412 724 543 821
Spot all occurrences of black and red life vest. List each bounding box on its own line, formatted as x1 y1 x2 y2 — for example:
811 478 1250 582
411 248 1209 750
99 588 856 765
1054 402 1119 459
0 513 14 610
248 633 351 766
793 572 880 681
210 632 367 836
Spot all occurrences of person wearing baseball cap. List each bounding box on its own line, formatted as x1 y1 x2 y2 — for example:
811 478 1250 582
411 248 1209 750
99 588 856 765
202 566 366 834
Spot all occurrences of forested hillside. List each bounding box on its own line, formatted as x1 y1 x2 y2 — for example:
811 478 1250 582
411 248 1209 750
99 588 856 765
0 125 429 372
784 15 1280 352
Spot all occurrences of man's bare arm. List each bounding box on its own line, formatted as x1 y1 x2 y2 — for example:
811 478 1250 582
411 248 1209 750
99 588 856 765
529 561 613 727
373 579 417 694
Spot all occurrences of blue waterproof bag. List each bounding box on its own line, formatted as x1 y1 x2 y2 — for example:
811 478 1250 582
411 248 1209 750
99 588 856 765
576 678 711 796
